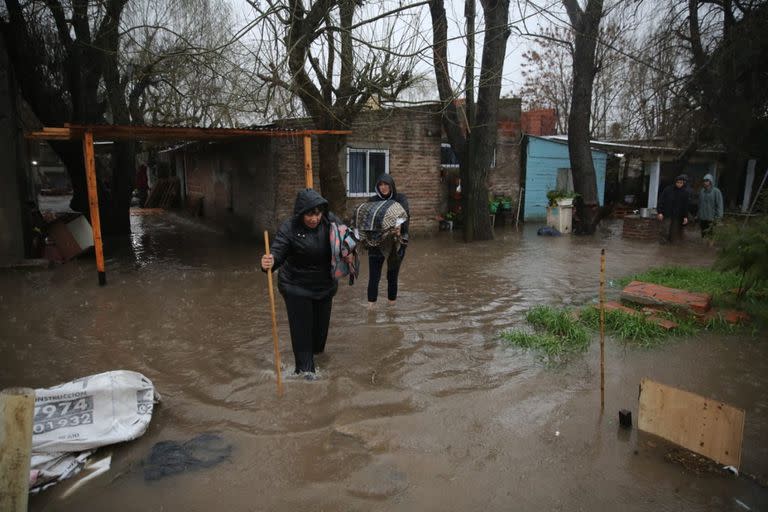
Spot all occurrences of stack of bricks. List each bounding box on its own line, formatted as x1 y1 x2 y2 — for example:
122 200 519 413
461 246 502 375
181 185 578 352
622 215 659 240
619 280 750 326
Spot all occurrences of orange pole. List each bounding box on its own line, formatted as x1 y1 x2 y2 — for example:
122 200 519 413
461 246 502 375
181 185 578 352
599 248 606 410
303 135 313 189
264 231 284 396
82 131 106 286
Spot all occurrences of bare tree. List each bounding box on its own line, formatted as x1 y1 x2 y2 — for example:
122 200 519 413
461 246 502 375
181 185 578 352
248 0 427 216
617 19 689 141
430 0 511 242
121 0 261 127
519 26 572 134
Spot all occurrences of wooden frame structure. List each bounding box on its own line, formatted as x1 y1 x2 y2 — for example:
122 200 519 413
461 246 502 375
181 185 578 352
26 124 351 286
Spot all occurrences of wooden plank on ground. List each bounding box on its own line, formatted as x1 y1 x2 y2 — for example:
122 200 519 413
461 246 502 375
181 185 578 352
638 378 745 468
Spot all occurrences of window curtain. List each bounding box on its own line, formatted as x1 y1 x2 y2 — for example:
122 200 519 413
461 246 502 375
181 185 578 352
348 151 366 193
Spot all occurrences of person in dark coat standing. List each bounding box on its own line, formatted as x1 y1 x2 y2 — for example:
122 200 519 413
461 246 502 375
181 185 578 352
261 189 339 379
367 174 409 309
657 174 690 243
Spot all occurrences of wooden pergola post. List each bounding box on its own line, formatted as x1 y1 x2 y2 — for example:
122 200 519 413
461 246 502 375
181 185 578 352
82 131 106 285
303 135 313 189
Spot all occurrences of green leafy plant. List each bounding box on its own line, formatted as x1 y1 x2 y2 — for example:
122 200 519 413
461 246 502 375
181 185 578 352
546 189 580 207
714 217 768 299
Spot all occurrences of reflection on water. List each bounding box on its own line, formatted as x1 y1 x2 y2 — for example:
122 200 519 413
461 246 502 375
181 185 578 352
1 212 766 511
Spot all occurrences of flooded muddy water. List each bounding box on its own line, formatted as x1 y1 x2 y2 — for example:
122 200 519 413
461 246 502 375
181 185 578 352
2 211 767 511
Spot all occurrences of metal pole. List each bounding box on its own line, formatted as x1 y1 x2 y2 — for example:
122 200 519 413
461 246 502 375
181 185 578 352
515 187 524 228
743 168 768 227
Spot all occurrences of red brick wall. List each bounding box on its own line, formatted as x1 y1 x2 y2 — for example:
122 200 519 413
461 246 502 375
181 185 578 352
622 216 659 240
521 108 557 136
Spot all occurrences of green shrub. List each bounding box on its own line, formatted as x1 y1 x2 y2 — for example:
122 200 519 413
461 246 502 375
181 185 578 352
714 217 768 298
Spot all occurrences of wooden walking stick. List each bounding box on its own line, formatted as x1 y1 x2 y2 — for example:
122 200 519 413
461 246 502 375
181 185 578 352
599 248 606 411
264 231 283 396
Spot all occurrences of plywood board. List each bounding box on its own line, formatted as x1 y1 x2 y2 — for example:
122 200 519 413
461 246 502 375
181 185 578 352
638 378 745 468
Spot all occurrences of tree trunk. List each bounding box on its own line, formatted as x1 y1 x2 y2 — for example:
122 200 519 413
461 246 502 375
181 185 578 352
564 0 604 234
317 136 348 219
430 0 509 242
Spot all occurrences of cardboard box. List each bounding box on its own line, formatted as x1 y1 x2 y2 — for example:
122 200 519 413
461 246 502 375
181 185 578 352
48 215 94 261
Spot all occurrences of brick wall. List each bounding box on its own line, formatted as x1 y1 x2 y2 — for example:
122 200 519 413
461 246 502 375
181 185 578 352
521 108 557 136
489 99 523 213
175 101 523 236
178 139 276 233
622 215 659 240
345 107 443 233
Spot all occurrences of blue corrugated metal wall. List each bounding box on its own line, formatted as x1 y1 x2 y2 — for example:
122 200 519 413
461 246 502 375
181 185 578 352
523 136 607 220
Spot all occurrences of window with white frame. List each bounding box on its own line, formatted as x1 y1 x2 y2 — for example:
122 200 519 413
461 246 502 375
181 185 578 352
441 143 460 168
347 147 389 196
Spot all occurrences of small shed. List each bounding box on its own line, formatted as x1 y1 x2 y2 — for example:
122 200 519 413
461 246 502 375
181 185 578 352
521 135 608 221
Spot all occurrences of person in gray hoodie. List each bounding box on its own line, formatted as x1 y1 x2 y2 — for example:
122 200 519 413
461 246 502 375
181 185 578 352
697 173 723 238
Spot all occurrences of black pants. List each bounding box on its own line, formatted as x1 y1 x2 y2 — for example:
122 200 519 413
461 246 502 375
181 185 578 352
367 246 405 302
660 217 684 243
283 293 333 374
699 220 714 238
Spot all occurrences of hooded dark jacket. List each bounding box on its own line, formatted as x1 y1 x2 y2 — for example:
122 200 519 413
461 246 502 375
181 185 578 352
658 182 689 220
368 174 410 240
269 189 338 299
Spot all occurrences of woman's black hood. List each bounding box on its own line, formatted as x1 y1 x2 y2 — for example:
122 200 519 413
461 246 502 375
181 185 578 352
375 174 397 200
293 188 329 216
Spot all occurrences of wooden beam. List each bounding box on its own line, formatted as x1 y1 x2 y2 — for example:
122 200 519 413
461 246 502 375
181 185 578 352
26 125 352 142
0 388 35 512
303 135 313 189
82 131 106 285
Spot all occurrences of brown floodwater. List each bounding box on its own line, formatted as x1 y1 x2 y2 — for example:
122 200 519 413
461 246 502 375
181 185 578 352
1 210 766 511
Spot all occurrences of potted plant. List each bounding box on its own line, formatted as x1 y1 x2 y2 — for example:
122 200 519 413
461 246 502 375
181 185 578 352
546 189 579 207
439 212 456 231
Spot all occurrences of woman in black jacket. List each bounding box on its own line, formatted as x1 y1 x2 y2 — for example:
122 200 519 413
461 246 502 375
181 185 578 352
261 189 339 378
367 174 409 309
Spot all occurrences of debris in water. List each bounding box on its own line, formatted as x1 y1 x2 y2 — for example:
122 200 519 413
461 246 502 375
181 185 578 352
143 432 232 481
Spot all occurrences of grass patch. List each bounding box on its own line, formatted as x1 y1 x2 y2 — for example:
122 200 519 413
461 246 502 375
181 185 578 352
525 305 591 346
579 306 669 347
500 305 591 361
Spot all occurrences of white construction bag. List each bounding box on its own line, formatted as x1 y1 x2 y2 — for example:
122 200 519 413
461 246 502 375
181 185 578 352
29 370 160 492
